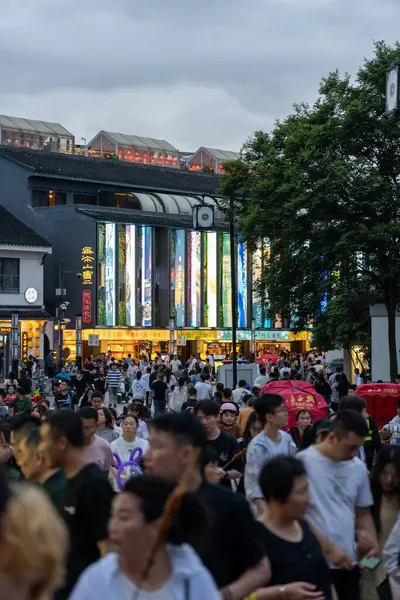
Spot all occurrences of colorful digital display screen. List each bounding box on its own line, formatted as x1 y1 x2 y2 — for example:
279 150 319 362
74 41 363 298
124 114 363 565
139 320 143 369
141 226 152 326
252 244 262 327
175 230 186 327
105 223 116 326
207 232 217 327
221 234 232 327
237 236 248 327
190 231 201 327
125 225 136 326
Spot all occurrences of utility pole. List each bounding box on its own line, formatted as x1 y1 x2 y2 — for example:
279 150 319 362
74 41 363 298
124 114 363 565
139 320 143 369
229 196 238 389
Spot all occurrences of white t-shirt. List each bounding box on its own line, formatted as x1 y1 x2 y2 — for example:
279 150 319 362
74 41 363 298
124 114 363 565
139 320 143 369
232 387 247 405
254 375 269 388
111 436 149 463
297 445 373 566
170 359 181 373
245 430 296 502
194 381 212 400
116 572 174 600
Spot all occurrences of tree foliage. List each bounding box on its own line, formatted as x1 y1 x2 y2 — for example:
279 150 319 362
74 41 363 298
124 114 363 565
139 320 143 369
219 41 400 380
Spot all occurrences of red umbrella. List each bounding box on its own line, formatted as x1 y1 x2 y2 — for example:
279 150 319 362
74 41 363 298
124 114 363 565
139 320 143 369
356 383 400 429
261 380 328 428
258 353 279 365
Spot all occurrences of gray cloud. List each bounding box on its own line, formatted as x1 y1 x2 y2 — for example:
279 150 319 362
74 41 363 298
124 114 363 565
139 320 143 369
0 0 399 150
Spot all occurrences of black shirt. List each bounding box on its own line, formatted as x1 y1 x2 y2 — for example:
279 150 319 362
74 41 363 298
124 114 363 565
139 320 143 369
256 519 332 599
57 463 114 598
207 430 244 490
196 483 266 588
151 379 168 403
149 370 159 387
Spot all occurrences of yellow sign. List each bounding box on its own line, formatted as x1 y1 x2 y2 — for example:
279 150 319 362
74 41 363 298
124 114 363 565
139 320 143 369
63 328 171 343
81 246 95 285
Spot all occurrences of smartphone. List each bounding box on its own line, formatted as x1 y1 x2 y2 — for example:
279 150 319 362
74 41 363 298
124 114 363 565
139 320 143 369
360 556 382 571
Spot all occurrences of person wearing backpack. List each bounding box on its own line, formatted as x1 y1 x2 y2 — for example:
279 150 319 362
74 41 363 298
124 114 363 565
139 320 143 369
131 371 146 401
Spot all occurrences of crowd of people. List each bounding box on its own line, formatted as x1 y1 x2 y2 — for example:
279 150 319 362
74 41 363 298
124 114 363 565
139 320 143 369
0 349 399 600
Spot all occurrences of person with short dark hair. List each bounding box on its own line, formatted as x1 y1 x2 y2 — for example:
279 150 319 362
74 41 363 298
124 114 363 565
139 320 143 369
181 386 198 413
8 387 31 416
151 371 169 415
253 456 334 599
9 414 41 467
298 410 379 600
91 391 104 411
195 400 244 490
18 426 66 506
244 394 296 515
78 407 113 473
339 396 381 469
40 411 113 599
144 411 270 599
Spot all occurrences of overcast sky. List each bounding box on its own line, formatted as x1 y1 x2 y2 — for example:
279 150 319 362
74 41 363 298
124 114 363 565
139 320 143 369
0 0 399 152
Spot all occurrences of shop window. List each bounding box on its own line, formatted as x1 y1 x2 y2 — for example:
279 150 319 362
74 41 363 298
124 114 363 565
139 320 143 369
0 258 19 293
73 193 98 206
32 190 67 208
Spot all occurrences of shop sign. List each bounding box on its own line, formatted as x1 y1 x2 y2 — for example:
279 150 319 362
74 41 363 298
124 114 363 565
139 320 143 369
81 246 95 285
82 290 92 324
88 334 99 346
177 335 186 346
21 331 28 362
0 326 11 333
177 329 311 343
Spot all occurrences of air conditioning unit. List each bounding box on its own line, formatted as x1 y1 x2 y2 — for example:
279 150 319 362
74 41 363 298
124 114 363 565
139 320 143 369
193 205 215 229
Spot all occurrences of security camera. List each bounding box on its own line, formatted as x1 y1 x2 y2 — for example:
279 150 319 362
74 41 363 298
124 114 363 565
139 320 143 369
76 272 82 279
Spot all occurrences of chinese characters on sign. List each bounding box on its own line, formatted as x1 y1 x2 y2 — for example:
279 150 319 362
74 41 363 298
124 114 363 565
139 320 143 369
21 331 28 362
81 246 95 285
82 290 92 324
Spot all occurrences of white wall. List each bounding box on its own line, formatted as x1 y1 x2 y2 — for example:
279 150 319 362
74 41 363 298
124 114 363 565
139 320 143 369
370 304 400 382
0 249 45 306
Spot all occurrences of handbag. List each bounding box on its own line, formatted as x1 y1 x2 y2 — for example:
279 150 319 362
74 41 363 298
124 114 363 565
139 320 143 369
377 578 393 600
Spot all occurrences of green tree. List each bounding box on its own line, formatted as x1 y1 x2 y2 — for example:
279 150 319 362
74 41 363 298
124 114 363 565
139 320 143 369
219 41 400 381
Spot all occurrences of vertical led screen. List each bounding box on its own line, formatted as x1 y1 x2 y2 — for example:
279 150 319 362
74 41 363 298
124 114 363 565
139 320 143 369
221 234 232 327
207 232 217 327
252 244 263 327
141 226 152 326
105 223 116 326
175 230 186 327
237 236 248 327
190 231 201 326
125 225 136 326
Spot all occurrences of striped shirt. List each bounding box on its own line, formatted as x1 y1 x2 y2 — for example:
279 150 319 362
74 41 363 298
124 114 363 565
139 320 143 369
106 369 121 388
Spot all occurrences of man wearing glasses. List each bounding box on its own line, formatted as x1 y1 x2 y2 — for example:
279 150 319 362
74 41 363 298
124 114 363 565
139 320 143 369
244 394 296 515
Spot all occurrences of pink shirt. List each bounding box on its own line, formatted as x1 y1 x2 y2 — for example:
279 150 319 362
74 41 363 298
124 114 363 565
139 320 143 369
84 436 113 472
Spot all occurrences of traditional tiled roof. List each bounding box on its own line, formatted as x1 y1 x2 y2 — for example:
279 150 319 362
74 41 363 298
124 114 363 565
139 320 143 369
0 147 221 195
0 205 51 247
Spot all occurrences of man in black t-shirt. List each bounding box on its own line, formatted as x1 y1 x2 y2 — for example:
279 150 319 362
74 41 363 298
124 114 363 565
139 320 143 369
151 372 168 415
194 400 244 490
40 411 113 600
144 411 270 599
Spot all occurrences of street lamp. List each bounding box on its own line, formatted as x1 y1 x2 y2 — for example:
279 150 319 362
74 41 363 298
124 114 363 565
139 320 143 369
386 61 400 117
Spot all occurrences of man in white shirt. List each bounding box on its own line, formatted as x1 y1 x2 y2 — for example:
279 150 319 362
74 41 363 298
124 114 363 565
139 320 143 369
254 367 269 388
245 394 296 515
194 374 213 401
170 355 182 374
232 380 248 406
298 410 379 600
